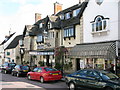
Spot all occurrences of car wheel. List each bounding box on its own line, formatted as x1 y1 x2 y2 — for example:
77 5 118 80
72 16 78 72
40 77 44 83
105 87 113 90
4 70 7 74
28 75 31 80
16 73 20 77
69 82 76 90
11 72 14 76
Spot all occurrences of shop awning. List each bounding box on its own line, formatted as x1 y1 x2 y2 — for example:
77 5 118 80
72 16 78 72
70 41 116 60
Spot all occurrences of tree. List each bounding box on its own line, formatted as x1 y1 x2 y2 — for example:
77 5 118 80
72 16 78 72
54 46 68 63
54 46 68 73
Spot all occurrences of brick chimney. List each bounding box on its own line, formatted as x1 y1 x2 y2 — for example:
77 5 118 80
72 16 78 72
54 2 62 15
35 13 41 22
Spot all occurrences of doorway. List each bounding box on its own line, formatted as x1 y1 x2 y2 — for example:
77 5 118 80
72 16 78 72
46 55 50 66
76 58 80 71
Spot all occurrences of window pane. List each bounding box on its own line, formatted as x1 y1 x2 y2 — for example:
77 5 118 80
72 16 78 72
73 8 80 17
37 35 43 42
64 27 74 37
71 28 74 36
69 29 71 36
66 29 69 37
65 13 70 19
99 21 102 30
103 21 106 29
96 23 98 31
64 30 66 37
92 23 94 32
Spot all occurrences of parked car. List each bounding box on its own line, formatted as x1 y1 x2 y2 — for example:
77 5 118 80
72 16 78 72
65 69 120 90
0 65 3 72
1 62 16 74
11 65 30 77
27 67 62 83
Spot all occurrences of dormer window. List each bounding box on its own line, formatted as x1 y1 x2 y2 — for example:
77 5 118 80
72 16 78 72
39 22 44 28
91 16 109 32
39 23 43 28
59 14 64 20
65 12 71 19
26 31 29 36
48 22 52 29
73 8 80 17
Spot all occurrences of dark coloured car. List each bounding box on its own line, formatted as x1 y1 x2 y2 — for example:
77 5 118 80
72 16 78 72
1 62 16 74
65 69 120 90
11 65 30 77
27 67 62 83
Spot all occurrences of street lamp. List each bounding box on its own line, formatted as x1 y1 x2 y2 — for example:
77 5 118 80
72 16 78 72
19 48 25 65
19 39 24 65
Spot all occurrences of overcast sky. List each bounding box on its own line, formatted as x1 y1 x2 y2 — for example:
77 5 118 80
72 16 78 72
0 0 79 42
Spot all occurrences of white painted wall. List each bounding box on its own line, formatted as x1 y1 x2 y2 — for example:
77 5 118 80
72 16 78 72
83 0 119 43
118 1 120 40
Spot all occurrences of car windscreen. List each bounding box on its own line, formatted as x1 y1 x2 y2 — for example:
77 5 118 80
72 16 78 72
20 66 29 70
3 63 9 66
100 71 119 80
9 63 16 67
44 68 58 71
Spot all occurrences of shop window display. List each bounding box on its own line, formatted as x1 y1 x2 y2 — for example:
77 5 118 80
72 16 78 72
94 59 104 70
85 58 93 69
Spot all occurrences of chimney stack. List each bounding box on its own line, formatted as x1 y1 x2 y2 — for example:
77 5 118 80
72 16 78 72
79 0 85 3
54 2 62 15
35 13 41 22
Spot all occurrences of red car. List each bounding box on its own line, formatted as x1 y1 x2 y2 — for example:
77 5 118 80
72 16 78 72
27 67 62 83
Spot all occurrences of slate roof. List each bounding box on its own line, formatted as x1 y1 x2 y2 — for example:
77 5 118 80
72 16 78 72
25 0 89 35
0 32 16 45
56 1 89 28
5 35 23 49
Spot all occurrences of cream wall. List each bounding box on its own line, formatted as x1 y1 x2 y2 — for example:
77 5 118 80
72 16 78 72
5 46 21 64
63 17 83 47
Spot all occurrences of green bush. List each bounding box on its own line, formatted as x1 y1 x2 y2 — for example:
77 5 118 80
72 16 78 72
38 61 44 66
54 63 62 70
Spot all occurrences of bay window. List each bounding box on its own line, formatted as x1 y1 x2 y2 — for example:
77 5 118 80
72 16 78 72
36 35 43 43
64 27 75 38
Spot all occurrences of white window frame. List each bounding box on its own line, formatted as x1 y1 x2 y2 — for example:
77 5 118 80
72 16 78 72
64 27 74 38
39 23 43 28
37 35 43 42
91 17 109 33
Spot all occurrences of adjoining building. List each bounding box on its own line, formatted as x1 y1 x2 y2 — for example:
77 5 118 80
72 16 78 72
5 35 23 64
70 0 120 73
0 32 16 64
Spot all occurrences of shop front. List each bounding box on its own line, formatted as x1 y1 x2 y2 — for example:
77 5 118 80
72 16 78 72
70 41 120 74
29 50 54 67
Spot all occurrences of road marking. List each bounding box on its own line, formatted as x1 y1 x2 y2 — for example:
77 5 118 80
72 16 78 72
1 82 43 88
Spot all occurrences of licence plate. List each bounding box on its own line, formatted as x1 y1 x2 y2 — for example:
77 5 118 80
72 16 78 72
23 70 28 72
52 73 58 75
